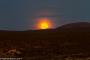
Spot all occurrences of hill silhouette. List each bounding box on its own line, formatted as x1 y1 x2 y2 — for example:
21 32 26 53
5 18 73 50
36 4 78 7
56 22 90 31
58 22 90 28
0 22 90 59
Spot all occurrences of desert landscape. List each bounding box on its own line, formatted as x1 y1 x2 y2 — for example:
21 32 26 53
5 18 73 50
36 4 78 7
0 22 90 60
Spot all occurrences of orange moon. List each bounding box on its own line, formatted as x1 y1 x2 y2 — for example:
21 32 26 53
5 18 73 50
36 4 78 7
36 18 53 29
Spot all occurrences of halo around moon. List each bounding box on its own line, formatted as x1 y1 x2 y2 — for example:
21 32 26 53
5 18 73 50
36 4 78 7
31 8 57 30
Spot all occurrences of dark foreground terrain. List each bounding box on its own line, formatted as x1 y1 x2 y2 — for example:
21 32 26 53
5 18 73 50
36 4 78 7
0 22 90 60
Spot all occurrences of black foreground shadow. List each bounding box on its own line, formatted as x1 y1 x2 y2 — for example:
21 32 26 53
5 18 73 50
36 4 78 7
0 22 90 60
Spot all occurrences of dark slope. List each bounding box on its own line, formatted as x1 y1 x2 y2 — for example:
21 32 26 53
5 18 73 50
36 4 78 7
0 22 90 59
56 22 90 31
58 22 90 28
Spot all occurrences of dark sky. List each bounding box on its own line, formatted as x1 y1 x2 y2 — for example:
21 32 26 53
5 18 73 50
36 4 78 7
0 0 90 30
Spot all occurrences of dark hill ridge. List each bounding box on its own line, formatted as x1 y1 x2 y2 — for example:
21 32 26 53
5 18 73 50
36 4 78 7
58 22 90 28
0 22 90 59
56 22 90 32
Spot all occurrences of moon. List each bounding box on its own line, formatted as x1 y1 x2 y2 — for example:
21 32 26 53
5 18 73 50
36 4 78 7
36 18 53 29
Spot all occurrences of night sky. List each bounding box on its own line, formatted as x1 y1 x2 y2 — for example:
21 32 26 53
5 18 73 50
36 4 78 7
0 0 90 30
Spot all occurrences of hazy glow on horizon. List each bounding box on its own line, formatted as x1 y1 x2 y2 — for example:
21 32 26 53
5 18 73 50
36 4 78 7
36 18 53 29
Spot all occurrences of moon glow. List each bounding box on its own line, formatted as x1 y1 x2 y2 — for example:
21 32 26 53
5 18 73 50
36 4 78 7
36 18 53 29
